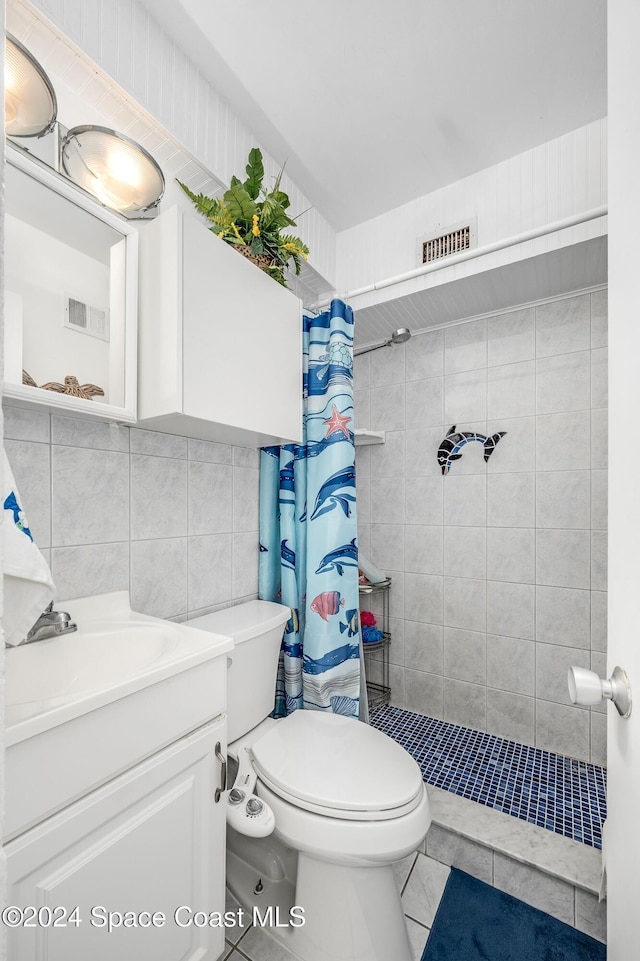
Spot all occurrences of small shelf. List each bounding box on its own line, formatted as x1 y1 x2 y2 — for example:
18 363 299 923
358 577 392 595
366 681 391 711
361 632 391 654
3 383 136 424
354 429 386 446
359 577 391 709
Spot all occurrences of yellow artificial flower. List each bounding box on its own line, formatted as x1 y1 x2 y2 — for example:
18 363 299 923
252 214 260 237
284 242 308 261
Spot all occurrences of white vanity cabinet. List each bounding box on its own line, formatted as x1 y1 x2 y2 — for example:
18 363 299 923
3 593 234 961
4 720 227 961
138 205 304 447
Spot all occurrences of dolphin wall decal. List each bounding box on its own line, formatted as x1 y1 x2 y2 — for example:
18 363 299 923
437 425 506 475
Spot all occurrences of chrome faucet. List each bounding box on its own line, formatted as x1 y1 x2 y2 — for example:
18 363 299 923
25 602 77 644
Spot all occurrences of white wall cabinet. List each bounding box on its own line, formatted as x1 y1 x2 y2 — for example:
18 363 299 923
5 719 227 961
138 206 303 447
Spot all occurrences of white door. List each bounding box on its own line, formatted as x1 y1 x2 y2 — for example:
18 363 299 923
606 1 640 956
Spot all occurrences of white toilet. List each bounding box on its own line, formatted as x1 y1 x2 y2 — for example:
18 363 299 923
189 599 431 961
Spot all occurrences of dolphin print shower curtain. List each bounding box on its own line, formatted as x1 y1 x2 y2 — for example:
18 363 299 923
259 299 361 717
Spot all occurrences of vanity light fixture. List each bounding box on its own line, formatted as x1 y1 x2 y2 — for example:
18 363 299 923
5 34 165 218
59 125 165 215
4 33 57 138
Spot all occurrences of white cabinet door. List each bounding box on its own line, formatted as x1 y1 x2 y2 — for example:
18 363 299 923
181 212 303 442
5 720 227 961
138 205 303 446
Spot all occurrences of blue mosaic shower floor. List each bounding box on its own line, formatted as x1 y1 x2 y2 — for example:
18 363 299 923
370 705 607 850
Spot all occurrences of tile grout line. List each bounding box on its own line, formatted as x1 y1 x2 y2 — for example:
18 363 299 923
399 850 419 897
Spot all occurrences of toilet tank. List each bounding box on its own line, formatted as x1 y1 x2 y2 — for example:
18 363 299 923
187 600 290 743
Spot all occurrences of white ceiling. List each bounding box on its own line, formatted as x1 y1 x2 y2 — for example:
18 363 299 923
141 0 606 232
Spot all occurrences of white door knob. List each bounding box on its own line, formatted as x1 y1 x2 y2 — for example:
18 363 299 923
568 665 632 718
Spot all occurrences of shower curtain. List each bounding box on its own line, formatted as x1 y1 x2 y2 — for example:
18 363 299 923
259 299 362 717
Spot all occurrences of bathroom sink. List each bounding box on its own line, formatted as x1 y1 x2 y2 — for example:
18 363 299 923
4 590 233 844
4 591 233 742
6 624 175 711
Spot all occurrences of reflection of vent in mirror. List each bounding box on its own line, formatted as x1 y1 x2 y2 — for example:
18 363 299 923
65 296 109 341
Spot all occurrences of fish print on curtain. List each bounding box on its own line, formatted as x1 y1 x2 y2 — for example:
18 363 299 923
259 299 361 717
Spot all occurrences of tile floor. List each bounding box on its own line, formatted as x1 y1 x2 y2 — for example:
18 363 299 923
220 851 446 961
371 706 606 849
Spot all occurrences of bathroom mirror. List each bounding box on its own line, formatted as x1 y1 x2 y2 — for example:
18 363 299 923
3 143 138 423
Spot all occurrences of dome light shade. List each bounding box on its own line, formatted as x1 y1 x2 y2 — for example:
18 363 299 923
5 33 57 138
60 125 165 214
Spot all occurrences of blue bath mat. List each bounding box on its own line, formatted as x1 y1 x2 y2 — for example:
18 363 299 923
421 868 605 961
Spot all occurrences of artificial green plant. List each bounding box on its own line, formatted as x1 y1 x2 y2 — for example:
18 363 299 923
178 147 310 287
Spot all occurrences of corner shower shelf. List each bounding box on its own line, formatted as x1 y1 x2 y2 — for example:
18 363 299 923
362 633 391 655
359 577 391 708
354 429 385 446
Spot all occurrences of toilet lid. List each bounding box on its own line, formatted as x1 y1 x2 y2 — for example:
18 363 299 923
251 711 424 821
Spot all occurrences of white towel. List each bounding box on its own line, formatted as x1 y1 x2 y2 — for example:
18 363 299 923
2 449 55 646
358 551 388 586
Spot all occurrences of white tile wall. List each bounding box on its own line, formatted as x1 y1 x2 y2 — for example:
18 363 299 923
355 289 608 764
4 409 260 620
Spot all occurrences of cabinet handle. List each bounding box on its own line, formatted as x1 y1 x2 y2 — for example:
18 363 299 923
215 742 227 803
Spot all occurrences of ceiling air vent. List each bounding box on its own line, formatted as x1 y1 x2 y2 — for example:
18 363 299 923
420 218 477 266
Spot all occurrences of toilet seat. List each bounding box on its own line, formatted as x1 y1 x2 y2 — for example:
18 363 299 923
251 711 424 821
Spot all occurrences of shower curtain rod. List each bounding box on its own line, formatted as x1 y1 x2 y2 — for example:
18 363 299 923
312 204 608 311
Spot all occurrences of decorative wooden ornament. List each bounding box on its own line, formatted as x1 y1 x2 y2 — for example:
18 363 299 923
40 375 105 400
